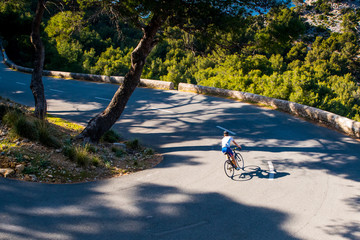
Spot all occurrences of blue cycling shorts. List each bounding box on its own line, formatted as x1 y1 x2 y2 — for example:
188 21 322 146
222 147 233 157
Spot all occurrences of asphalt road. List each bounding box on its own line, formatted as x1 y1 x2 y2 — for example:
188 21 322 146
1 54 360 240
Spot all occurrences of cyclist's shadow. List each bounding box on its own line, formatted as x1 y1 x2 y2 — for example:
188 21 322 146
232 165 290 181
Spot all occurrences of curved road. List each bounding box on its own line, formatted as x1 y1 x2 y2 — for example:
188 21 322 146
1 54 360 240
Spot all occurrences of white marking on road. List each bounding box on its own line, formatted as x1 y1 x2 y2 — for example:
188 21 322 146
151 107 174 113
50 89 64 93
268 161 275 180
154 221 208 236
16 82 26 85
95 97 112 102
216 126 236 135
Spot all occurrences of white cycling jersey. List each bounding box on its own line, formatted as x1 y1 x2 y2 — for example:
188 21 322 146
222 136 233 148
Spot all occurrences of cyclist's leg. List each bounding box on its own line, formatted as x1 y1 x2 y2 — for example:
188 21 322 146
227 150 238 169
222 148 231 161
234 152 244 169
223 147 238 169
231 155 239 169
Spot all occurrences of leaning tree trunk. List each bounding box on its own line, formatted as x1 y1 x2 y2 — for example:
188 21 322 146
78 15 163 143
30 0 47 119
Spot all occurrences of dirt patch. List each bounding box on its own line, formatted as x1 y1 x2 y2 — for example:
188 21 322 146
0 99 163 184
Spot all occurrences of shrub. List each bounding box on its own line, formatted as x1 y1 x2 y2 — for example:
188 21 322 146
91 156 101 167
101 130 121 143
126 139 140 150
14 116 39 141
74 145 90 167
63 144 76 161
84 143 97 153
36 120 61 148
23 165 39 175
143 148 154 155
63 143 100 167
0 105 7 119
2 110 23 128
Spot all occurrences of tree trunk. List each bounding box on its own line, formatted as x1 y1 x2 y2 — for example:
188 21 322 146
78 15 163 143
30 0 47 119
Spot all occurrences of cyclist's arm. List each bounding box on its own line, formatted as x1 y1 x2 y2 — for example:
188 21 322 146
232 140 241 149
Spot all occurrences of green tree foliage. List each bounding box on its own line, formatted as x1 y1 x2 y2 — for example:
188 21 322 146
193 31 360 121
313 0 332 14
91 46 132 76
0 0 36 66
254 7 305 55
1 0 359 122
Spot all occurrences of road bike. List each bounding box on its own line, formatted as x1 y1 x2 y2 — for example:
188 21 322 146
224 147 244 178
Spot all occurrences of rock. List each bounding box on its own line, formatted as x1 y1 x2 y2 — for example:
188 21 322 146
15 164 25 173
0 168 15 177
29 174 37 181
113 142 126 149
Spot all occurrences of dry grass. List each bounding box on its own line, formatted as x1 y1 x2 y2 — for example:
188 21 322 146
0 98 162 184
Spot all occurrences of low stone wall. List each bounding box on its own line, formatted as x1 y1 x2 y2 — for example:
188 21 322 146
138 78 174 90
1 48 33 74
178 83 360 139
1 44 359 138
0 45 174 90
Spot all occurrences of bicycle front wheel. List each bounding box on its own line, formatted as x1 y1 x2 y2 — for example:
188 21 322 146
224 160 234 178
235 152 244 170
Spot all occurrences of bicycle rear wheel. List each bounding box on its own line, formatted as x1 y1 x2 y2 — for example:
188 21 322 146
224 160 234 178
235 152 244 170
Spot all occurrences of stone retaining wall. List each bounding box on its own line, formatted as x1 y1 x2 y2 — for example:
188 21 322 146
0 45 174 90
178 83 360 139
1 44 359 139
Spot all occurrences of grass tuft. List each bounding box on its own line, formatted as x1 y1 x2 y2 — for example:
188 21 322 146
63 143 102 167
101 129 121 143
36 120 62 148
125 139 140 150
14 116 39 141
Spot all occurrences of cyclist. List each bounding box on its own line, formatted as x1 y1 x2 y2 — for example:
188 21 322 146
222 131 242 170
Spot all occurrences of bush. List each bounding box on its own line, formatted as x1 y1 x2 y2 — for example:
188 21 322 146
0 105 7 119
143 148 154 155
101 130 121 143
36 120 61 148
63 144 76 160
23 165 40 175
3 110 63 147
84 143 97 153
91 156 101 167
74 145 90 166
63 143 101 167
2 109 23 128
126 139 140 150
14 116 39 141
111 147 126 157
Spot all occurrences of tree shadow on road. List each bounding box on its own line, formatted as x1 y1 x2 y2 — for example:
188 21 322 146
2 66 360 240
0 178 300 240
230 165 290 181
